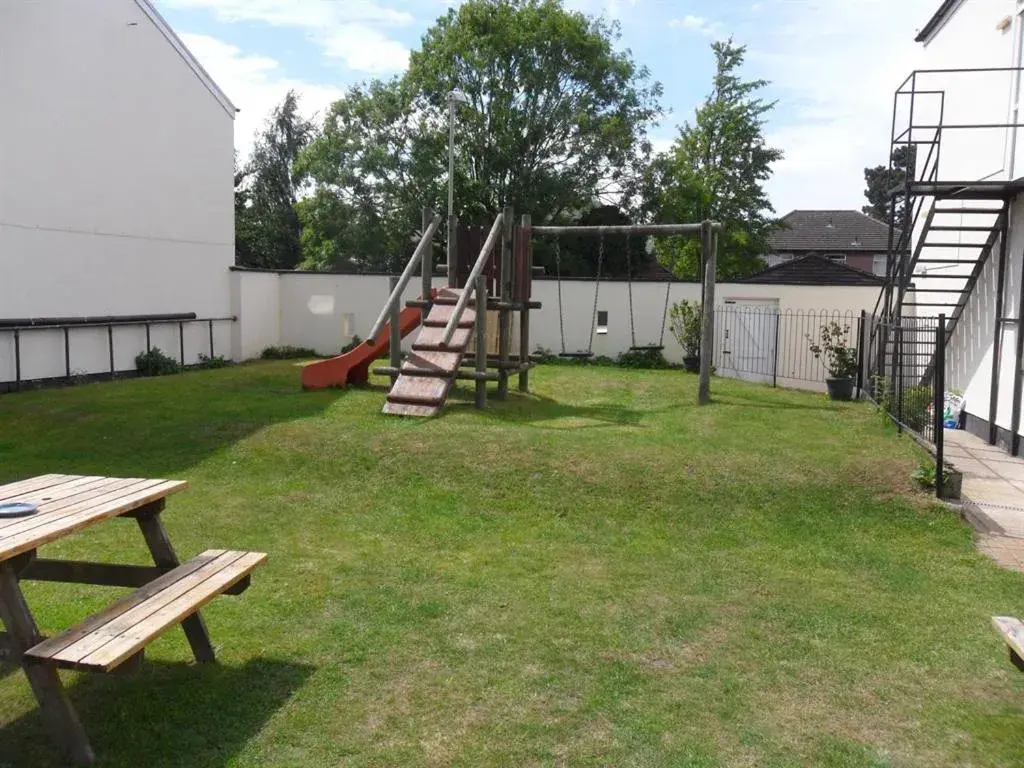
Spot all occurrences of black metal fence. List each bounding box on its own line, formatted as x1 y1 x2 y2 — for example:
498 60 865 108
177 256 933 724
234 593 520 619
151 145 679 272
714 306 948 498
865 313 947 497
0 314 236 393
711 307 867 392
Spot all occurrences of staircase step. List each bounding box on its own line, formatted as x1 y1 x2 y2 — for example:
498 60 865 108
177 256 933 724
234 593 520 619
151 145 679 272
387 376 449 406
928 225 999 231
424 302 477 328
413 325 472 350
920 242 985 248
933 206 1004 214
403 350 462 375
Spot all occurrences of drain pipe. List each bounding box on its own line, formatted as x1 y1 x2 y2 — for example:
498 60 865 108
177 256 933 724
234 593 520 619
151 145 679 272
1008 8 1024 178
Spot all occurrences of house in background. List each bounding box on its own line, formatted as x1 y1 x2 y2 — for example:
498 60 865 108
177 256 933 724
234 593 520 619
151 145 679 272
765 210 900 277
0 0 236 385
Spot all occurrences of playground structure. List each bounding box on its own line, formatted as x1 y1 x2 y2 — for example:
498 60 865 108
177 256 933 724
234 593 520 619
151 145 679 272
302 208 721 415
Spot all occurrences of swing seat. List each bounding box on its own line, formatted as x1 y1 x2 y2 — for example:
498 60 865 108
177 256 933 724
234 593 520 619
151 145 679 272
558 351 594 359
628 345 664 352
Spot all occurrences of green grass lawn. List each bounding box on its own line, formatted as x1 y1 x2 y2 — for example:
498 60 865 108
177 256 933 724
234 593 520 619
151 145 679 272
0 363 1023 767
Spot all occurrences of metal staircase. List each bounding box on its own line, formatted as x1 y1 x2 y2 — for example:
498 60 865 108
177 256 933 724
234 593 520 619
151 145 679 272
869 66 1024 450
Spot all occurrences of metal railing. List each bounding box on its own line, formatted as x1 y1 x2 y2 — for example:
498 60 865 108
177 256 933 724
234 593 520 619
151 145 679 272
864 312 947 497
712 307 867 392
1 314 236 393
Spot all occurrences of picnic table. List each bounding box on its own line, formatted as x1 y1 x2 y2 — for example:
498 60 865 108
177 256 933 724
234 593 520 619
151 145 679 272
0 474 267 765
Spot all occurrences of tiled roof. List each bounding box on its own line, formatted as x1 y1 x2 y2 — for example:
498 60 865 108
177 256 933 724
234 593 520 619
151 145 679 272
769 210 899 253
740 254 885 286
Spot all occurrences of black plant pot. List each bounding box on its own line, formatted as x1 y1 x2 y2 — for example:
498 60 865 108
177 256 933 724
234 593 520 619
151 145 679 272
683 356 700 373
826 377 855 401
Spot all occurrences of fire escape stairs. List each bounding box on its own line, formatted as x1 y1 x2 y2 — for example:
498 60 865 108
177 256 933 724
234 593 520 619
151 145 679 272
896 200 1008 341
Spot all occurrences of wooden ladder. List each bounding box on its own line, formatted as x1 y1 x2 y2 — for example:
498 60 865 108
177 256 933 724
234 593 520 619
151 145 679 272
383 288 476 417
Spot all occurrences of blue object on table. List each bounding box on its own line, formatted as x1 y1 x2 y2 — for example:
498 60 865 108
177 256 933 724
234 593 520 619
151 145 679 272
0 501 39 519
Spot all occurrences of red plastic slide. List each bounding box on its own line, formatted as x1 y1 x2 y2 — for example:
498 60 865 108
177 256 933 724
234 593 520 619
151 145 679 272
301 304 425 390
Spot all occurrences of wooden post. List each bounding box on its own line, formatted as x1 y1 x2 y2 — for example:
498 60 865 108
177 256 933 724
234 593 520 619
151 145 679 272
518 213 532 392
447 214 459 288
475 274 488 408
0 561 95 765
698 221 717 405
421 207 433 301
389 275 401 386
134 503 216 664
497 205 514 399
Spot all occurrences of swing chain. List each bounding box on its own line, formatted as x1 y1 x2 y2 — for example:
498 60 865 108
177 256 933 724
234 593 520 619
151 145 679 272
625 233 637 348
587 234 604 355
659 281 672 347
554 238 568 355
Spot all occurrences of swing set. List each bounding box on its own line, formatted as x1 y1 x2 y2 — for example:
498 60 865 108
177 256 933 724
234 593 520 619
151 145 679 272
538 223 697 359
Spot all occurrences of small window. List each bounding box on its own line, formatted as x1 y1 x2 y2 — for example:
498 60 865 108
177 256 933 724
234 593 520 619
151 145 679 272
872 255 888 277
596 310 608 334
825 253 847 264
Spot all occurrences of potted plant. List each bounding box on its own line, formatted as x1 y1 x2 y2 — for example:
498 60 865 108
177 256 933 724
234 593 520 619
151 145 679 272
669 300 703 373
807 321 858 401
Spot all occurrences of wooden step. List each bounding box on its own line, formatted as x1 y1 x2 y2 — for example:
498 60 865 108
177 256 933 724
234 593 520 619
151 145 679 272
422 303 477 329
992 616 1024 670
413 325 472 351
387 375 449 406
382 401 441 417
402 350 462 375
24 550 267 673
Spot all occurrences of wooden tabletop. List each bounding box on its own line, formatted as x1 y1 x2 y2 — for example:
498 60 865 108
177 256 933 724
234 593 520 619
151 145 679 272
0 475 188 563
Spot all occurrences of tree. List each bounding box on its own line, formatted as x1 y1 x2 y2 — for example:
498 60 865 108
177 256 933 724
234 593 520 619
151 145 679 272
652 40 782 280
297 0 662 273
236 91 316 269
862 144 917 228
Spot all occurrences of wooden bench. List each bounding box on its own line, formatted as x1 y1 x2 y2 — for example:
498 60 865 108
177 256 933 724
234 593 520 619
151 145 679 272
992 616 1024 671
24 549 267 673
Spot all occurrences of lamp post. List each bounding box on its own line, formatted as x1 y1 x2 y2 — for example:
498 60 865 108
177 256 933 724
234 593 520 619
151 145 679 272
447 89 470 221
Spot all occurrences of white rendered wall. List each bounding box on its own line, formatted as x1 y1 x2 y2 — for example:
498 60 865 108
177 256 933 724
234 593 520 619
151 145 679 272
0 0 234 321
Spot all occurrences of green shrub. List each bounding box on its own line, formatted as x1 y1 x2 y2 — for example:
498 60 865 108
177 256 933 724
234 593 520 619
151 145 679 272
807 321 858 378
197 354 232 369
668 300 702 358
340 335 363 354
260 345 320 360
135 348 182 377
617 347 671 369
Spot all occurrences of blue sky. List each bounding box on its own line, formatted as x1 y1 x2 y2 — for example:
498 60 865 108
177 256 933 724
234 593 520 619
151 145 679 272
155 0 942 214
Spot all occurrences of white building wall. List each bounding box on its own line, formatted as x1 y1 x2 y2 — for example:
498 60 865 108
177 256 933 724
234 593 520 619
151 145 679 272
911 1 1024 442
0 0 234 320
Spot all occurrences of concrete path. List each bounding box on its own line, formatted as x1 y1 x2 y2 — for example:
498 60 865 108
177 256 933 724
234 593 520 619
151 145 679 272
945 430 1024 571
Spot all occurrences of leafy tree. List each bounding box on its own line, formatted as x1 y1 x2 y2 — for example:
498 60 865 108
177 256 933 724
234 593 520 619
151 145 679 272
862 144 917 228
298 0 662 274
652 40 782 280
550 205 651 278
236 91 316 269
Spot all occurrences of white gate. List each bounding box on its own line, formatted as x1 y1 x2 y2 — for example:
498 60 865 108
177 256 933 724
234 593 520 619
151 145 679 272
718 298 779 385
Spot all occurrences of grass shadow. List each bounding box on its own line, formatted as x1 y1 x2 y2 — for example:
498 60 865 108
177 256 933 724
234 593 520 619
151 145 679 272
0 657 313 768
712 389 844 412
0 363 348 481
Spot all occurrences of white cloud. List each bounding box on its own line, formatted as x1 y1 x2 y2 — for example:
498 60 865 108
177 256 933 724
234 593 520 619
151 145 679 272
745 0 938 214
322 25 410 73
180 34 344 159
163 0 412 73
669 14 721 38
